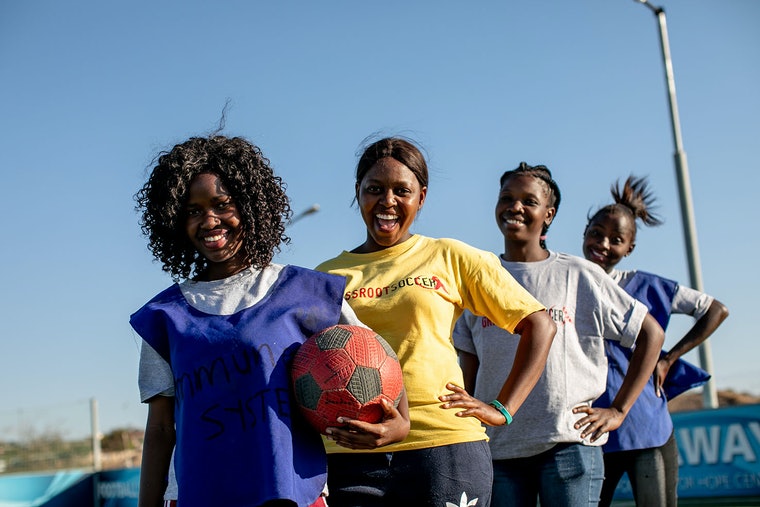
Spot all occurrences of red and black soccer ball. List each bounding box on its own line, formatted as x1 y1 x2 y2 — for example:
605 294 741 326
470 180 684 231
291 324 404 434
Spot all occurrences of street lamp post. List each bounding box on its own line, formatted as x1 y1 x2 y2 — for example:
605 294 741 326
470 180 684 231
289 203 320 225
634 0 718 408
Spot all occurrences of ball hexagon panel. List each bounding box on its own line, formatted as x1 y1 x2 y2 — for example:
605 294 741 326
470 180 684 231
291 325 404 434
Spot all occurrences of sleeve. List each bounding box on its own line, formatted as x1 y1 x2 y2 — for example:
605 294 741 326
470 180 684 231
599 275 649 349
452 312 477 354
456 244 545 333
138 340 175 402
671 284 714 320
338 299 368 327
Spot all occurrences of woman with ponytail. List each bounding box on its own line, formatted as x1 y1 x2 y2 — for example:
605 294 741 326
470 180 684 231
583 176 729 507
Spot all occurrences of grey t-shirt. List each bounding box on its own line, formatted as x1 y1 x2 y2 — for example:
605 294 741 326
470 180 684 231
453 251 648 460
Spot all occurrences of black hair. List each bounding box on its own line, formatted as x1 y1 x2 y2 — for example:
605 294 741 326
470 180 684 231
586 175 662 240
355 137 429 189
499 162 562 249
134 135 291 281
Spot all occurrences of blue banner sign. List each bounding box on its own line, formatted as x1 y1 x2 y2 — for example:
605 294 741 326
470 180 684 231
615 403 760 500
96 468 139 507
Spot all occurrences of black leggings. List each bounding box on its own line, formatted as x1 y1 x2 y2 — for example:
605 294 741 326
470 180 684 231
599 432 678 507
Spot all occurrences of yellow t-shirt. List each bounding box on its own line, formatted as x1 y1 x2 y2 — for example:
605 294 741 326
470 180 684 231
315 234 545 453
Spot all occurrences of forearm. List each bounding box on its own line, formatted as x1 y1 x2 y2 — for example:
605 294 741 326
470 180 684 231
138 423 175 507
494 312 556 416
662 300 729 366
138 397 175 507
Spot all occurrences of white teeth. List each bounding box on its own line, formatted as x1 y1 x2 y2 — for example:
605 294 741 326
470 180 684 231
505 219 523 225
376 214 397 220
203 234 224 242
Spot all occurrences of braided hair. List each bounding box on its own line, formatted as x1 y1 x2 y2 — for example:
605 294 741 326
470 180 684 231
499 162 562 250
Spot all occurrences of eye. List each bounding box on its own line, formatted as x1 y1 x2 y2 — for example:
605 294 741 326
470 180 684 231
395 187 411 196
523 198 539 207
216 199 234 210
186 207 201 217
611 237 624 245
365 185 382 194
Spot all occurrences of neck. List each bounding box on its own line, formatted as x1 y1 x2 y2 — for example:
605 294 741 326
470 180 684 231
199 259 252 281
502 239 549 263
352 233 414 254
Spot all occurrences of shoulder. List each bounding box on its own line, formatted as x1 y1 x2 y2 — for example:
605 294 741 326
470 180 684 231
135 284 183 311
431 236 476 251
550 252 632 297
553 251 608 276
630 269 677 286
130 285 183 342
618 269 679 295
431 236 497 262
284 264 345 285
315 252 351 272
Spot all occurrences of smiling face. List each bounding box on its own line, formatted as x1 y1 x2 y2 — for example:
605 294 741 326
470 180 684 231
184 172 248 280
582 209 636 273
354 157 427 253
495 174 555 260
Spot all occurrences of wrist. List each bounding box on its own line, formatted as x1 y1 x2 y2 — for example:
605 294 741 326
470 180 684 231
609 403 629 418
488 400 513 425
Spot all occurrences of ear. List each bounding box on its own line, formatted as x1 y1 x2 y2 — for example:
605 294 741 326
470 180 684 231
626 242 636 256
418 186 427 210
544 206 556 227
355 182 360 202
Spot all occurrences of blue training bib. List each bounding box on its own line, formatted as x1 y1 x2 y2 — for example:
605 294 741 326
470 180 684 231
597 271 710 452
131 266 345 506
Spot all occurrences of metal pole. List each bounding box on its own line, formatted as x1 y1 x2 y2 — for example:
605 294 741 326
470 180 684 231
90 397 102 470
635 0 718 408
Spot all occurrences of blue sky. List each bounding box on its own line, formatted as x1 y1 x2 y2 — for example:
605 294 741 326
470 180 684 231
1 1 757 438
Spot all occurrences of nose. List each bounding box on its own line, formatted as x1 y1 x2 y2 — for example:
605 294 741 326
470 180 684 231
200 210 221 228
379 190 397 206
507 200 523 213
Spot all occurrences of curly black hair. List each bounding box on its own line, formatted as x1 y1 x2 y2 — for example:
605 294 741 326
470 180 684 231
135 135 291 281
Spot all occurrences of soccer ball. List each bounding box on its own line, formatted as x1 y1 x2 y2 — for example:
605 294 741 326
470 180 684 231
291 324 404 434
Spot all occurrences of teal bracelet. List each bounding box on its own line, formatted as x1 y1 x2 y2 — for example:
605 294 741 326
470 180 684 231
488 400 513 425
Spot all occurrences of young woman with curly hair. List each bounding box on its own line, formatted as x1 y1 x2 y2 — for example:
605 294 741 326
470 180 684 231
130 135 407 507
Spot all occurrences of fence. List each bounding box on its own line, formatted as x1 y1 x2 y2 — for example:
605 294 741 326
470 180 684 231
0 399 130 474
2 400 759 506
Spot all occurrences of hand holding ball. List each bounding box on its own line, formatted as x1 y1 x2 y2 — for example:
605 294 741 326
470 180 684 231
291 325 404 434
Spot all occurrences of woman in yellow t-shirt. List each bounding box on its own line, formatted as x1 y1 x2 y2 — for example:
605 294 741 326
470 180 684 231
316 137 557 507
